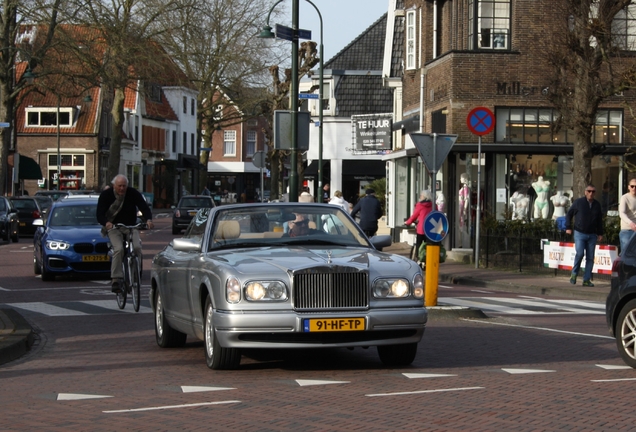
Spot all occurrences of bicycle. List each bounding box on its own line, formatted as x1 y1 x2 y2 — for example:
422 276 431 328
109 222 146 312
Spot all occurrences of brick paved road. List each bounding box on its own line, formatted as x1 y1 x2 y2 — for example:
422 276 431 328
1 216 635 430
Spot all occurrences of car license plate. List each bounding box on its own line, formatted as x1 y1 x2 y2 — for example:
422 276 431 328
19 222 25 226
188 210 197 216
303 318 365 332
82 255 109 262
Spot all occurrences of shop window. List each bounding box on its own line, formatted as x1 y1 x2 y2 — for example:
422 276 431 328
495 107 623 144
224 130 236 156
469 0 511 50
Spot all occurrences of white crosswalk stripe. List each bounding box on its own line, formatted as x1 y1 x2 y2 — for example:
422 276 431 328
439 296 605 315
2 300 152 317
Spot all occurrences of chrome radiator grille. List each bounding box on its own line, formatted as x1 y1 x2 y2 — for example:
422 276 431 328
293 272 368 310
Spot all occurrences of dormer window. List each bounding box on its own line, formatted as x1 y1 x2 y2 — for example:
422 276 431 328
26 107 74 127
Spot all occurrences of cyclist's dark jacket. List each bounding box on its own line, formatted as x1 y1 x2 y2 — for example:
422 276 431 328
96 187 152 226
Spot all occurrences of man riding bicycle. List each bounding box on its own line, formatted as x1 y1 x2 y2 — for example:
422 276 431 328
96 174 154 293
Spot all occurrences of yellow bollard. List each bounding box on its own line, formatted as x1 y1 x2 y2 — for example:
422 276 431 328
425 244 440 307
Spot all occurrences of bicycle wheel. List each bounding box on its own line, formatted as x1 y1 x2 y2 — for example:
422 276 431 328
131 255 141 312
117 257 129 309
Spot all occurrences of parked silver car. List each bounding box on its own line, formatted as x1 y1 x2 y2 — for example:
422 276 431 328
150 203 427 369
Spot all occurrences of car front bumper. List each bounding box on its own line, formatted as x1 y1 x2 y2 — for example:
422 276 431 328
212 307 427 349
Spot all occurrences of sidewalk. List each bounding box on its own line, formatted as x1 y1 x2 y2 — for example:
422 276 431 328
0 240 610 366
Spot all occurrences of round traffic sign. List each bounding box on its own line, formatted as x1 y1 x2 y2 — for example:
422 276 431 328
252 151 266 168
467 107 495 136
423 211 449 243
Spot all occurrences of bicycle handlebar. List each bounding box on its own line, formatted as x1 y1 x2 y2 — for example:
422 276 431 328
110 222 148 231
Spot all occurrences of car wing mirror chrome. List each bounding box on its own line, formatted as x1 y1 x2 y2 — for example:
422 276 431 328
33 219 44 227
172 238 201 252
370 234 392 250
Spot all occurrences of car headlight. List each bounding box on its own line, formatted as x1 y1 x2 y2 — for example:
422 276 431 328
245 281 288 301
226 277 241 303
46 240 71 251
373 278 411 298
412 274 424 299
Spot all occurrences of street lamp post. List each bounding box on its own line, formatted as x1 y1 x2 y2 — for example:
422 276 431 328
56 94 61 190
260 0 323 203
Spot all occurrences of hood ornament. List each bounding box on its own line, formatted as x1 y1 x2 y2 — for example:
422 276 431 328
326 250 332 264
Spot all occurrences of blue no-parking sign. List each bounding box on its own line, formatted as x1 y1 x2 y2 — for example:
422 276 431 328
466 107 495 136
423 211 449 243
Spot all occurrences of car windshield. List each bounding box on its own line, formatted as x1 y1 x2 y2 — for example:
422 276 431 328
0 200 5 211
49 204 99 227
11 199 36 210
207 204 369 251
180 198 213 208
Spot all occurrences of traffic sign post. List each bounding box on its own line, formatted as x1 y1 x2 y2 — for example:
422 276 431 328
423 211 449 306
252 151 266 202
466 107 495 269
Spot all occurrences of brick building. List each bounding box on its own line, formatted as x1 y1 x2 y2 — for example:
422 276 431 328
383 0 636 251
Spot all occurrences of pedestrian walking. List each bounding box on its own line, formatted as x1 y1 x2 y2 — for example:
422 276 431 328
565 184 603 287
328 190 349 212
619 177 636 254
351 188 383 237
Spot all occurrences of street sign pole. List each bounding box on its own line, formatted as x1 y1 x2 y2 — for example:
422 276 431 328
475 135 482 269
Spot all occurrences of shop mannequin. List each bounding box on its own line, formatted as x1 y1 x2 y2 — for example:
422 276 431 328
436 192 446 213
532 176 551 219
551 190 570 220
510 191 529 220
458 174 470 228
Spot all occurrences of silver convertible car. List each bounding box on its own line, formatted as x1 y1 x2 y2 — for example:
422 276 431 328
150 203 427 370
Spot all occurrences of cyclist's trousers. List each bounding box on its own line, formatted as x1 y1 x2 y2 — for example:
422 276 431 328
108 228 142 280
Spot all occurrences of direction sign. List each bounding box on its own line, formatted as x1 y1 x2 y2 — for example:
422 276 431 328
467 107 495 136
409 133 457 174
423 211 449 243
275 24 312 41
298 93 319 99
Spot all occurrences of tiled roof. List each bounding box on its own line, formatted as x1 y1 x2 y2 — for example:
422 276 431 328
334 75 393 117
322 13 393 116
325 14 387 70
390 1 405 78
144 91 179 121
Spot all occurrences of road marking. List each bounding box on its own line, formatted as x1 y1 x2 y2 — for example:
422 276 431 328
366 387 484 397
103 400 240 413
58 393 113 401
441 296 604 315
462 318 613 339
471 290 494 294
596 364 632 370
502 368 555 374
296 379 350 387
181 386 236 393
591 378 636 382
0 286 9 291
9 302 87 316
403 373 457 379
1 300 152 316
438 285 453 289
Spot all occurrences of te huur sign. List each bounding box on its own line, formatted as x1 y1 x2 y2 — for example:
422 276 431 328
353 113 392 151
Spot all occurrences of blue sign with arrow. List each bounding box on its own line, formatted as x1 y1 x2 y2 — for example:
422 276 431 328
423 211 449 243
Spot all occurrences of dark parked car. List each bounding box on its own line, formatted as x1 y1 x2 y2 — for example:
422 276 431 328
33 196 110 281
152 203 426 370
172 195 215 234
10 196 52 236
0 196 19 242
607 234 636 368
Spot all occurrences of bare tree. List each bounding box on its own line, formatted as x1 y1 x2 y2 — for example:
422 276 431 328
546 0 636 196
153 0 286 191
0 0 64 194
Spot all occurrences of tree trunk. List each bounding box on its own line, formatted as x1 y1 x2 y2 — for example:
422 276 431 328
0 79 13 195
108 87 126 181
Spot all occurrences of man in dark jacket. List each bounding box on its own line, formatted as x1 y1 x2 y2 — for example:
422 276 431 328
96 174 154 293
351 188 383 237
565 184 603 287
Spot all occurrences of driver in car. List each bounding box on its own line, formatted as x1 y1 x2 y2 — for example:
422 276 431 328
287 213 318 237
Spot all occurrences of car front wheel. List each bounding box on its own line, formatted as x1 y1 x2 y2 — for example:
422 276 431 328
615 299 636 368
155 291 187 348
204 297 240 370
33 255 41 275
377 343 418 367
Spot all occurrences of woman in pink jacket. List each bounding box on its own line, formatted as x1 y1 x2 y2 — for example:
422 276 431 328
405 190 434 262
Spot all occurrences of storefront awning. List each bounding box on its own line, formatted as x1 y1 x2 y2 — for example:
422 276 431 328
342 160 386 178
18 154 43 180
304 160 329 177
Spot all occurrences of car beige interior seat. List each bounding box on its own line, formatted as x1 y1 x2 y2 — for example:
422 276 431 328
215 220 241 240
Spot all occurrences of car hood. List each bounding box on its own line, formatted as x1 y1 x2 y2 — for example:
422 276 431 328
44 226 106 242
207 246 417 274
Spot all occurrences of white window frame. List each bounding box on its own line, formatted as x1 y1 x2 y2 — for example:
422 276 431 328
224 130 236 156
406 10 417 70
246 130 257 157
613 5 636 51
25 107 75 127
469 0 511 50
